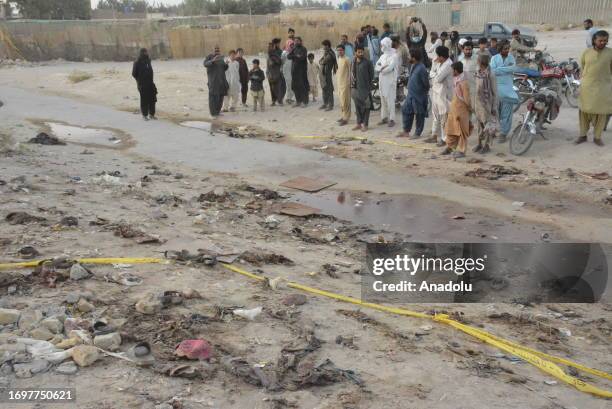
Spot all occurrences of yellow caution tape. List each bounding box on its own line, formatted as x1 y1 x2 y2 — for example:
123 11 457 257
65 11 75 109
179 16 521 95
220 262 612 398
1 256 610 397
0 257 167 270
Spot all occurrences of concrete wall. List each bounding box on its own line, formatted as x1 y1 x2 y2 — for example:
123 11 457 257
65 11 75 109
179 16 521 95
452 0 612 28
1 0 610 61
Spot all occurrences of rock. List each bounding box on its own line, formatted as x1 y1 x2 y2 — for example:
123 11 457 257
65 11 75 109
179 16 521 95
71 345 100 367
182 289 201 299
0 308 20 325
70 264 91 280
0 342 26 355
14 359 50 378
55 337 82 349
558 328 572 337
282 293 308 306
18 310 43 330
55 361 78 375
155 404 173 409
93 332 121 351
135 293 162 315
68 330 92 345
77 298 95 313
41 317 63 334
30 327 55 341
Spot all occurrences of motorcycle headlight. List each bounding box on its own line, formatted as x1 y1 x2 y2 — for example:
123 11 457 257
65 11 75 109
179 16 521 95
534 101 546 111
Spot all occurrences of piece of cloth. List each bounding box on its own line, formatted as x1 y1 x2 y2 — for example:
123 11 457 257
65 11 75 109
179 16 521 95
320 49 337 108
579 111 607 140
282 51 294 101
132 56 157 117
375 37 398 121
352 57 374 126
249 68 265 91
252 90 265 110
337 55 351 120
288 44 310 104
445 79 472 153
579 47 612 115
236 56 249 104
203 54 229 116
489 47 499 56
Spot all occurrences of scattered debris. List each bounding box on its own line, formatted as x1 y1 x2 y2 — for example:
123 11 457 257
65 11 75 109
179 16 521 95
28 132 66 145
17 245 39 259
280 176 337 192
239 251 294 266
277 202 321 217
175 339 212 360
233 307 263 321
6 211 46 225
465 165 522 180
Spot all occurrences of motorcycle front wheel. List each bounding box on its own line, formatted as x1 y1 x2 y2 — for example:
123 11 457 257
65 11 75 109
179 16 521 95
371 89 381 111
509 118 536 156
565 84 579 108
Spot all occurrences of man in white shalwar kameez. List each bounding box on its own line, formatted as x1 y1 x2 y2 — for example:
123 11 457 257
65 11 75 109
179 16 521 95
223 50 241 112
424 45 453 146
375 37 399 127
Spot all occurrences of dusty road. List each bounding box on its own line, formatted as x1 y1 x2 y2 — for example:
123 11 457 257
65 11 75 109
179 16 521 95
0 26 611 409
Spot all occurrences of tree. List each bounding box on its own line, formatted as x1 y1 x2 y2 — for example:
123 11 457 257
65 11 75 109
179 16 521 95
14 0 91 20
95 0 147 13
178 0 282 16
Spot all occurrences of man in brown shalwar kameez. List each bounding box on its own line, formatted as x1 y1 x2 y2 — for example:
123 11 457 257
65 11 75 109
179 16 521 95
442 61 472 159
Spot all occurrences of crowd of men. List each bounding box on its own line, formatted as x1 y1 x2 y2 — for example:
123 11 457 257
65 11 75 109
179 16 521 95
133 18 611 156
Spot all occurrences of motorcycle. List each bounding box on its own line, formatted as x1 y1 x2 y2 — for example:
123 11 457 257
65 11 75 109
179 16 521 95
512 66 564 113
371 71 409 111
509 88 562 156
559 58 581 108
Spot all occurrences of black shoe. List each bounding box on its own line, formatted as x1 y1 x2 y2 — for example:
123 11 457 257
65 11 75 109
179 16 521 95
440 147 452 155
479 144 491 154
473 144 483 153
319 105 327 110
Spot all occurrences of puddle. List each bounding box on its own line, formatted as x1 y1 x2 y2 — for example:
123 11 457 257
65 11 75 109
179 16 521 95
180 121 212 131
290 191 559 242
46 122 125 147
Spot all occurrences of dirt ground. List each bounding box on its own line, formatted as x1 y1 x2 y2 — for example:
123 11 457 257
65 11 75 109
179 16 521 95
0 27 611 409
